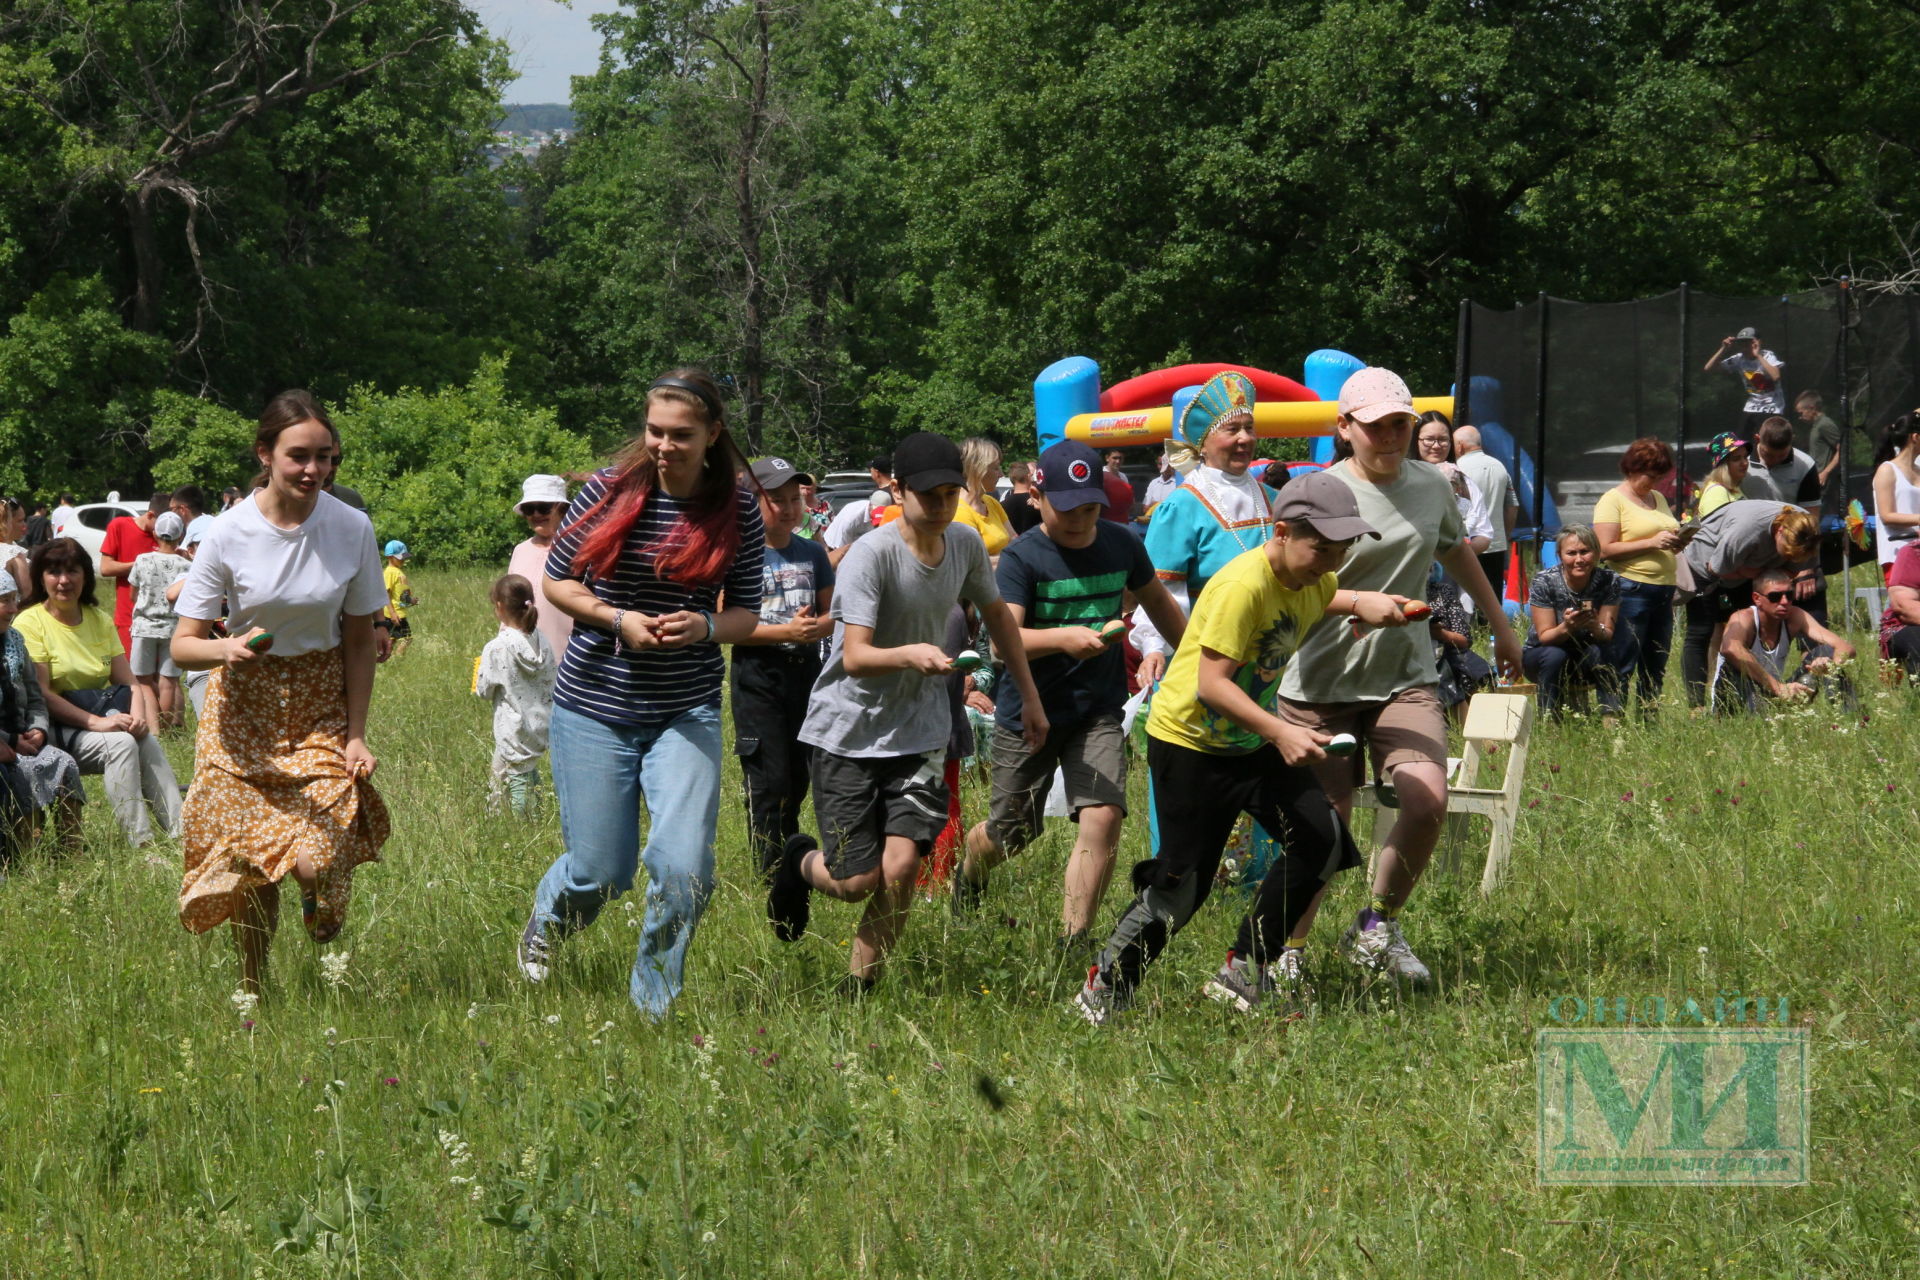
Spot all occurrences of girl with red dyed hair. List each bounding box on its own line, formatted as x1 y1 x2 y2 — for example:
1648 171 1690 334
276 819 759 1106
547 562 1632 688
516 369 766 1019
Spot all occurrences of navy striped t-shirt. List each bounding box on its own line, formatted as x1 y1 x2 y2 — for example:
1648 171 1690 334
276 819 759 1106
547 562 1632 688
547 470 765 726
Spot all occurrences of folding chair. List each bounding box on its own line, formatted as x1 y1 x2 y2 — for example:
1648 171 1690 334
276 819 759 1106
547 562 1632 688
1350 691 1534 895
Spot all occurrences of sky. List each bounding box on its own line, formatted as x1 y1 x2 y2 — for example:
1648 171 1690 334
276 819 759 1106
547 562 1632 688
467 0 618 105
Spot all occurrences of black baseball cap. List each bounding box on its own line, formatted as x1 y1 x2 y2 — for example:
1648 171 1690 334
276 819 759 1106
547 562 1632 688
891 433 965 493
1033 440 1107 511
869 454 893 475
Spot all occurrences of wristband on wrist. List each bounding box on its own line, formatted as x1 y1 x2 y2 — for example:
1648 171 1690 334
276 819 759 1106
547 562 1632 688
612 609 626 654
699 609 715 642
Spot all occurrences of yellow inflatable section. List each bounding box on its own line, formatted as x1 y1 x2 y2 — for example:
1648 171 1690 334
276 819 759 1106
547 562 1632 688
1063 396 1456 448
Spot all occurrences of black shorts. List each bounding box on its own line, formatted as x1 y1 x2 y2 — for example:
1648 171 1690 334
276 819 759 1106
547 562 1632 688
809 750 949 879
390 618 413 640
1144 735 1361 891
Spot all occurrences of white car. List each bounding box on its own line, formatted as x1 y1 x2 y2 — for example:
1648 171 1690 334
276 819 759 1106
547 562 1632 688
62 500 146 574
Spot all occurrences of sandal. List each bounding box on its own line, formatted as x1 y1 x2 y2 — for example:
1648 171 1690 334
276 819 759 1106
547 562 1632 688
301 892 341 944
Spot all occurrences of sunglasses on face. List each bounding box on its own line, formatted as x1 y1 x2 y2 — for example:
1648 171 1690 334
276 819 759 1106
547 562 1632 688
521 503 565 516
1759 590 1791 603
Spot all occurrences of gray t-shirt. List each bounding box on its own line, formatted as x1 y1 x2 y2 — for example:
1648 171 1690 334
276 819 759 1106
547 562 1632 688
1683 499 1815 593
799 521 999 758
1280 459 1464 704
1456 450 1514 551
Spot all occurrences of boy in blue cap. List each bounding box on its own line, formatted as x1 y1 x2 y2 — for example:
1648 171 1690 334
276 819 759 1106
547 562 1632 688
952 439 1188 948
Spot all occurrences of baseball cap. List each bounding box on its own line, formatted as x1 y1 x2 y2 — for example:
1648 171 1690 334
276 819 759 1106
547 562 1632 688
1337 367 1416 424
1735 326 1758 340
1032 440 1107 511
515 474 569 512
1272 471 1380 542
750 457 814 490
153 512 184 542
1708 432 1749 465
891 433 965 492
383 540 410 559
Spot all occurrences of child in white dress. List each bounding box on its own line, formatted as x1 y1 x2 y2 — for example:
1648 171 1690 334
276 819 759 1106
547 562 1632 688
475 574 556 817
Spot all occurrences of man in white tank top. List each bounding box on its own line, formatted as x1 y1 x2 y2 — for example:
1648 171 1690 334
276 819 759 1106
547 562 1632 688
1716 568 1855 711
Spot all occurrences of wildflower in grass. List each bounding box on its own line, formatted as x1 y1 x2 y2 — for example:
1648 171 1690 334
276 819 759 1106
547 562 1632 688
466 1003 479 1020
383 1076 399 1086
544 1013 560 1025
230 989 259 1020
319 951 351 989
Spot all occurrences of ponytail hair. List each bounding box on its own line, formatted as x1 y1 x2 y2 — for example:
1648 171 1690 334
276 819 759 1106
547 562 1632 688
561 368 747 586
491 573 539 634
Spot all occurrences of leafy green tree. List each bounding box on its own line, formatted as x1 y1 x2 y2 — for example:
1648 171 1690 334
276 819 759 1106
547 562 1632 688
533 0 916 460
331 357 599 565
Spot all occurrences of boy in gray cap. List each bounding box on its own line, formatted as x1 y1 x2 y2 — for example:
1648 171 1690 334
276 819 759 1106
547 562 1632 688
128 511 192 728
1075 471 1418 1024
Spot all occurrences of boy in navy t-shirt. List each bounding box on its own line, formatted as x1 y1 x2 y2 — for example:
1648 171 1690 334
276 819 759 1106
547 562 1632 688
952 440 1188 947
730 457 836 879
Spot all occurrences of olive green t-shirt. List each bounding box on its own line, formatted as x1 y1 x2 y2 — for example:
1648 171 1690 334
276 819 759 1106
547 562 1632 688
1279 458 1464 704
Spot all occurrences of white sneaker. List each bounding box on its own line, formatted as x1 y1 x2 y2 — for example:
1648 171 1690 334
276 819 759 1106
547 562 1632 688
1341 917 1431 983
517 912 554 983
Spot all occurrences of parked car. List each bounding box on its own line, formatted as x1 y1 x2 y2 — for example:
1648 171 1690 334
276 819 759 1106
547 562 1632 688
64 500 146 574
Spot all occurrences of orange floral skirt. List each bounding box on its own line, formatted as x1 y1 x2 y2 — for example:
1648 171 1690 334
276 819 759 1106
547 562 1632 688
178 648 389 935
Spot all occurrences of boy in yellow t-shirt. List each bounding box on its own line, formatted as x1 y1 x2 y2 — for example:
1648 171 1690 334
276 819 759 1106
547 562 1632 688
381 540 417 658
1075 473 1417 1025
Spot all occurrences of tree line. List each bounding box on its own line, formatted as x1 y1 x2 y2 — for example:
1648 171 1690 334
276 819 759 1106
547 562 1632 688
3 0 1916 555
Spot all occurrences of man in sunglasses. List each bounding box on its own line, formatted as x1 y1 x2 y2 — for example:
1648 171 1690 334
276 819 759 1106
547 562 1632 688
1715 568 1854 712
508 474 575 658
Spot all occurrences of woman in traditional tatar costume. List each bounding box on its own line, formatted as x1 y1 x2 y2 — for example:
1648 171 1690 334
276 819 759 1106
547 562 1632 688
1131 371 1274 686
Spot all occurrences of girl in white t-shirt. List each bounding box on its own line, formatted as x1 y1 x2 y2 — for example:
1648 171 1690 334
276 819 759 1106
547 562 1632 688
170 389 392 996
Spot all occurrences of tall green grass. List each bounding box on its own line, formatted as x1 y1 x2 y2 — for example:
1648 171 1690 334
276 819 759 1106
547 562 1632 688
0 566 1913 1277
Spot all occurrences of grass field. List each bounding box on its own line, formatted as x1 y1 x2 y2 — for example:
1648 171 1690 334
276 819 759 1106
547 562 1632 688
1 565 1915 1278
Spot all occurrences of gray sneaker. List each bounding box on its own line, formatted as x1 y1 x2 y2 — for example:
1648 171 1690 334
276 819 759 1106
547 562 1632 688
517 911 555 983
1203 954 1274 1013
1073 966 1129 1026
1340 917 1431 983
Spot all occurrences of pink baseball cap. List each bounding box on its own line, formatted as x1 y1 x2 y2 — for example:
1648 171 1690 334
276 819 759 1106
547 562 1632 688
1337 367 1416 423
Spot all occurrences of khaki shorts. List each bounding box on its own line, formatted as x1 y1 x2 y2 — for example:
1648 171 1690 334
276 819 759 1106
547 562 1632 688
986 714 1127 852
1276 685 1448 808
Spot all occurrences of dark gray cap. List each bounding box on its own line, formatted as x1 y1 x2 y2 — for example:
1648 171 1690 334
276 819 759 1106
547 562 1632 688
1272 470 1380 541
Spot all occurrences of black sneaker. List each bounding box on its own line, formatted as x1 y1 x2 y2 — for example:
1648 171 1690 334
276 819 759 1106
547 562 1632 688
769 833 815 943
836 973 877 1001
517 911 555 983
951 864 988 916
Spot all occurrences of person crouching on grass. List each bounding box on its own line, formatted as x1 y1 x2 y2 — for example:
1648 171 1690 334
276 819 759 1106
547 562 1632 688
770 433 1047 998
951 439 1187 950
1075 472 1412 1024
1716 568 1855 712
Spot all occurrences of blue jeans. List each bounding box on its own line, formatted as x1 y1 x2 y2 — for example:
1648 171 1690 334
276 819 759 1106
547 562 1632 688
533 701 722 1018
1611 579 1671 705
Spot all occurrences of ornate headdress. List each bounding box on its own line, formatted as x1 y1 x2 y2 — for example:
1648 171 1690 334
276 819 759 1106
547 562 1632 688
1166 371 1256 475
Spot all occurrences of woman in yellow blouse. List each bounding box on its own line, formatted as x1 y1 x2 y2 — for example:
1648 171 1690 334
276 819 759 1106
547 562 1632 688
952 437 1012 559
1593 438 1683 709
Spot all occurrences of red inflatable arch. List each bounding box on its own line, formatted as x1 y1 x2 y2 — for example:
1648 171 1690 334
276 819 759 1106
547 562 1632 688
1098 363 1319 413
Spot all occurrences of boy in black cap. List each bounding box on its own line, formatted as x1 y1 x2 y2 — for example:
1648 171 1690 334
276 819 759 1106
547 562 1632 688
952 439 1189 948
772 433 1047 996
731 457 836 880
1076 472 1417 1024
